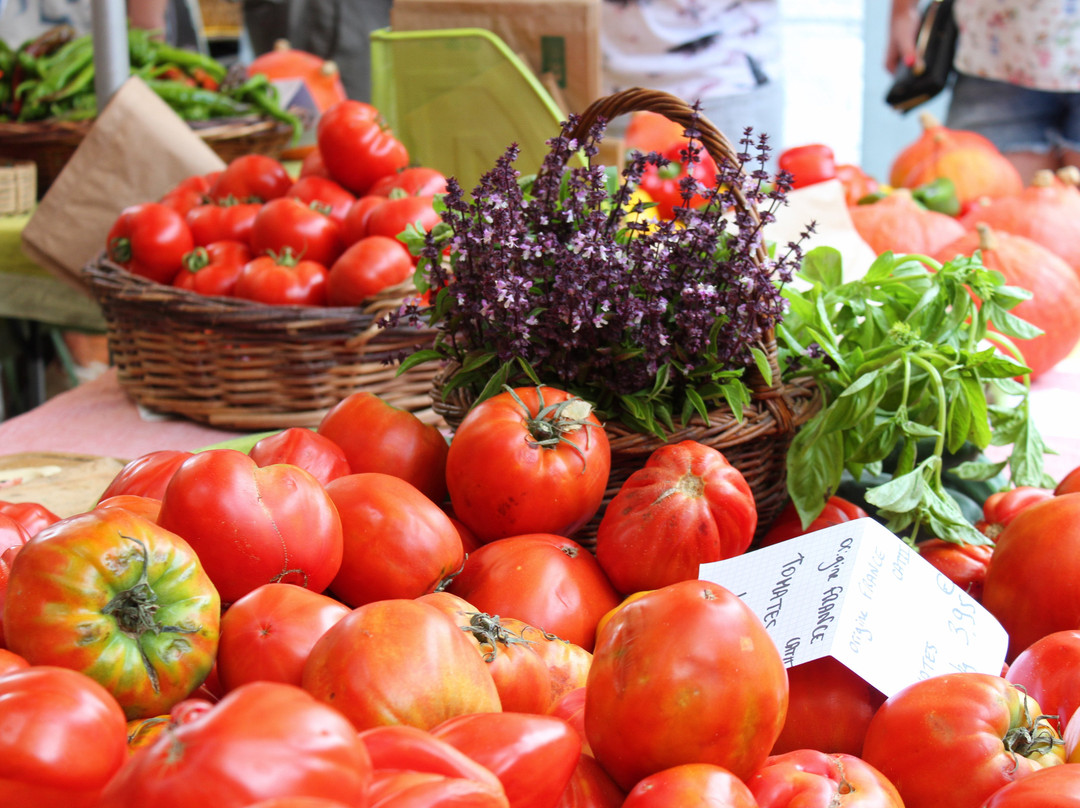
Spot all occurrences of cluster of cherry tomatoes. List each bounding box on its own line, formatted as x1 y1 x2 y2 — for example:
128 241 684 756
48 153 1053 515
104 100 446 307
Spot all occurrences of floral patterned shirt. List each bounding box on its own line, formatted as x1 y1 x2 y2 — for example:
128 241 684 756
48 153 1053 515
954 0 1080 90
600 0 780 101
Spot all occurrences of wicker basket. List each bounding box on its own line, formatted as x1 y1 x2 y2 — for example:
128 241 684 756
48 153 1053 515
0 116 294 198
430 87 822 545
83 254 444 430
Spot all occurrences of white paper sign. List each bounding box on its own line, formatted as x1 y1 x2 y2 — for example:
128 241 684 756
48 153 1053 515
698 517 1008 697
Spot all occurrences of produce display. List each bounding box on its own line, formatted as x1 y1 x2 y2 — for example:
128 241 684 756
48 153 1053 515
10 86 1080 807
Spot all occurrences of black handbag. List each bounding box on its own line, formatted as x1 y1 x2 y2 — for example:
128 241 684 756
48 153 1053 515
886 0 958 113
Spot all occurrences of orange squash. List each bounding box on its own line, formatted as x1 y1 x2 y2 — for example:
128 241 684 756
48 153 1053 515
889 112 1023 207
848 189 965 256
959 168 1080 278
934 223 1080 378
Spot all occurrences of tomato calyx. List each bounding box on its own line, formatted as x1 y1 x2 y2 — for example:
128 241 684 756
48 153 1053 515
508 386 600 469
1002 716 1063 768
101 535 199 693
108 235 133 264
461 611 535 662
183 246 211 273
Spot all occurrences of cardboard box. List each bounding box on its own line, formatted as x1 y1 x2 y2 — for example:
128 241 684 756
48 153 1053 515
389 0 601 115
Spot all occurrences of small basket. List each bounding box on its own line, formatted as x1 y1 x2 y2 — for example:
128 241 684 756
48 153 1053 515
0 116 294 198
0 160 37 216
83 254 444 430
430 87 822 545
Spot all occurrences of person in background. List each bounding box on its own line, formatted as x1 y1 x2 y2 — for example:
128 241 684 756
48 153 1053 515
241 0 392 102
600 0 783 156
0 0 170 45
887 0 1080 184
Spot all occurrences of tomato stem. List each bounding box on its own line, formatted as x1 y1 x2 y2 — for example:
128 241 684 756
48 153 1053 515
505 386 601 474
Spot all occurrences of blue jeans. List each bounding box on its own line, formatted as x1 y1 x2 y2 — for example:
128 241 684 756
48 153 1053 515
947 72 1080 155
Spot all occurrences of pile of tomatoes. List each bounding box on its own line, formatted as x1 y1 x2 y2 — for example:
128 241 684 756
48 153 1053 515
104 99 446 307
4 384 1080 807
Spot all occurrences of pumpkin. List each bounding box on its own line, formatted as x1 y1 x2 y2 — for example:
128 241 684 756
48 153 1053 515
959 168 1080 278
889 112 1023 207
848 189 965 256
933 223 1080 379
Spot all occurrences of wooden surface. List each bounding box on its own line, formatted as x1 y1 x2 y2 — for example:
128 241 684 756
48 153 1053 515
0 451 125 517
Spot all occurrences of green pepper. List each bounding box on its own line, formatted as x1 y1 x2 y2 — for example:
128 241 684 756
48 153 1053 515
151 43 227 83
32 37 94 102
145 78 251 117
228 75 303 141
46 60 95 102
912 177 961 216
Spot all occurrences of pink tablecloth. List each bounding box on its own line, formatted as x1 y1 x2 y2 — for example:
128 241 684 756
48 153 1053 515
0 368 248 459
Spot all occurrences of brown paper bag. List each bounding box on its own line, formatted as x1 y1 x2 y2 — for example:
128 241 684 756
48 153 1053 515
21 76 226 297
389 0 601 115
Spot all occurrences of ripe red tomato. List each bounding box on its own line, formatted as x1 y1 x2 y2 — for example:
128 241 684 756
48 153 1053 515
747 749 904 807
448 533 620 651
502 615 593 709
835 163 881 206
3 509 221 719
981 764 1080 807
622 763 758 808
215 583 350 692
358 723 507 793
976 485 1055 538
861 673 1065 808
1006 630 1080 733
96 494 162 523
364 194 442 247
624 110 687 155
0 646 29 675
156 449 344 603
286 175 357 225
982 493 1080 660
555 753 626 808
368 166 449 197
173 240 252 297
0 500 60 536
300 147 331 179
99 449 193 502
0 511 31 550
251 196 345 268
0 541 22 647
446 386 611 543
317 100 410 195
324 472 464 607
1056 464 1080 495
431 712 583 808
770 656 886 757
317 391 449 504
0 665 129 808
638 142 719 219
97 681 374 807
210 154 294 203
594 439 756 594
106 202 195 285
585 580 789 789
186 200 262 246
915 537 993 601
248 427 351 487
366 771 509 808
158 170 218 217
327 235 413 305
778 144 838 189
301 598 502 731
234 252 330 306
760 496 869 546
340 194 384 244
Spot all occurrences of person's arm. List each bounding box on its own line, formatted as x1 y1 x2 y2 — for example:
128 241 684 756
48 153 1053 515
886 0 921 74
126 0 169 33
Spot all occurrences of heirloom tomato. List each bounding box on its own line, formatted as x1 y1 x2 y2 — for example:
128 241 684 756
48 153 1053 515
209 153 293 203
554 754 626 808
861 672 1065 808
0 499 59 536
585 580 789 789
447 533 620 651
368 166 449 197
97 681 374 808
325 472 464 607
915 537 993 602
2 508 220 718
502 615 593 708
317 390 449 503
251 196 345 268
0 646 29 675
431 712 582 808
99 449 193 501
0 541 22 647
302 598 502 731
248 426 351 487
747 749 903 808
1006 629 1080 732
173 240 252 297
976 485 1054 538
300 147 330 179
317 100 410 195
185 200 262 246
981 764 1080 807
0 665 128 808
363 193 442 247
216 583 351 692
0 512 30 550
594 439 756 594
638 141 719 219
327 234 413 305
247 800 355 808
622 763 757 808
234 252 330 306
446 386 611 542
96 494 162 522
770 656 885 756
982 493 1080 659
367 771 509 808
341 194 384 243
1056 464 1080 495
156 449 343 603
106 202 194 285
286 175 356 225
358 724 506 794
760 496 869 546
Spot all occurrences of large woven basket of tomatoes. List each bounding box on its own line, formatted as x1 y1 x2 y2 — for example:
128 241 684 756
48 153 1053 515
82 101 448 430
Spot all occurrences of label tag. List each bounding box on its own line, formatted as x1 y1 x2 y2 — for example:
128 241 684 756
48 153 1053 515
698 517 1007 696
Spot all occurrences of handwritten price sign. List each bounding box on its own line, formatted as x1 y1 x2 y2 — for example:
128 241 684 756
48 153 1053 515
699 518 1008 697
